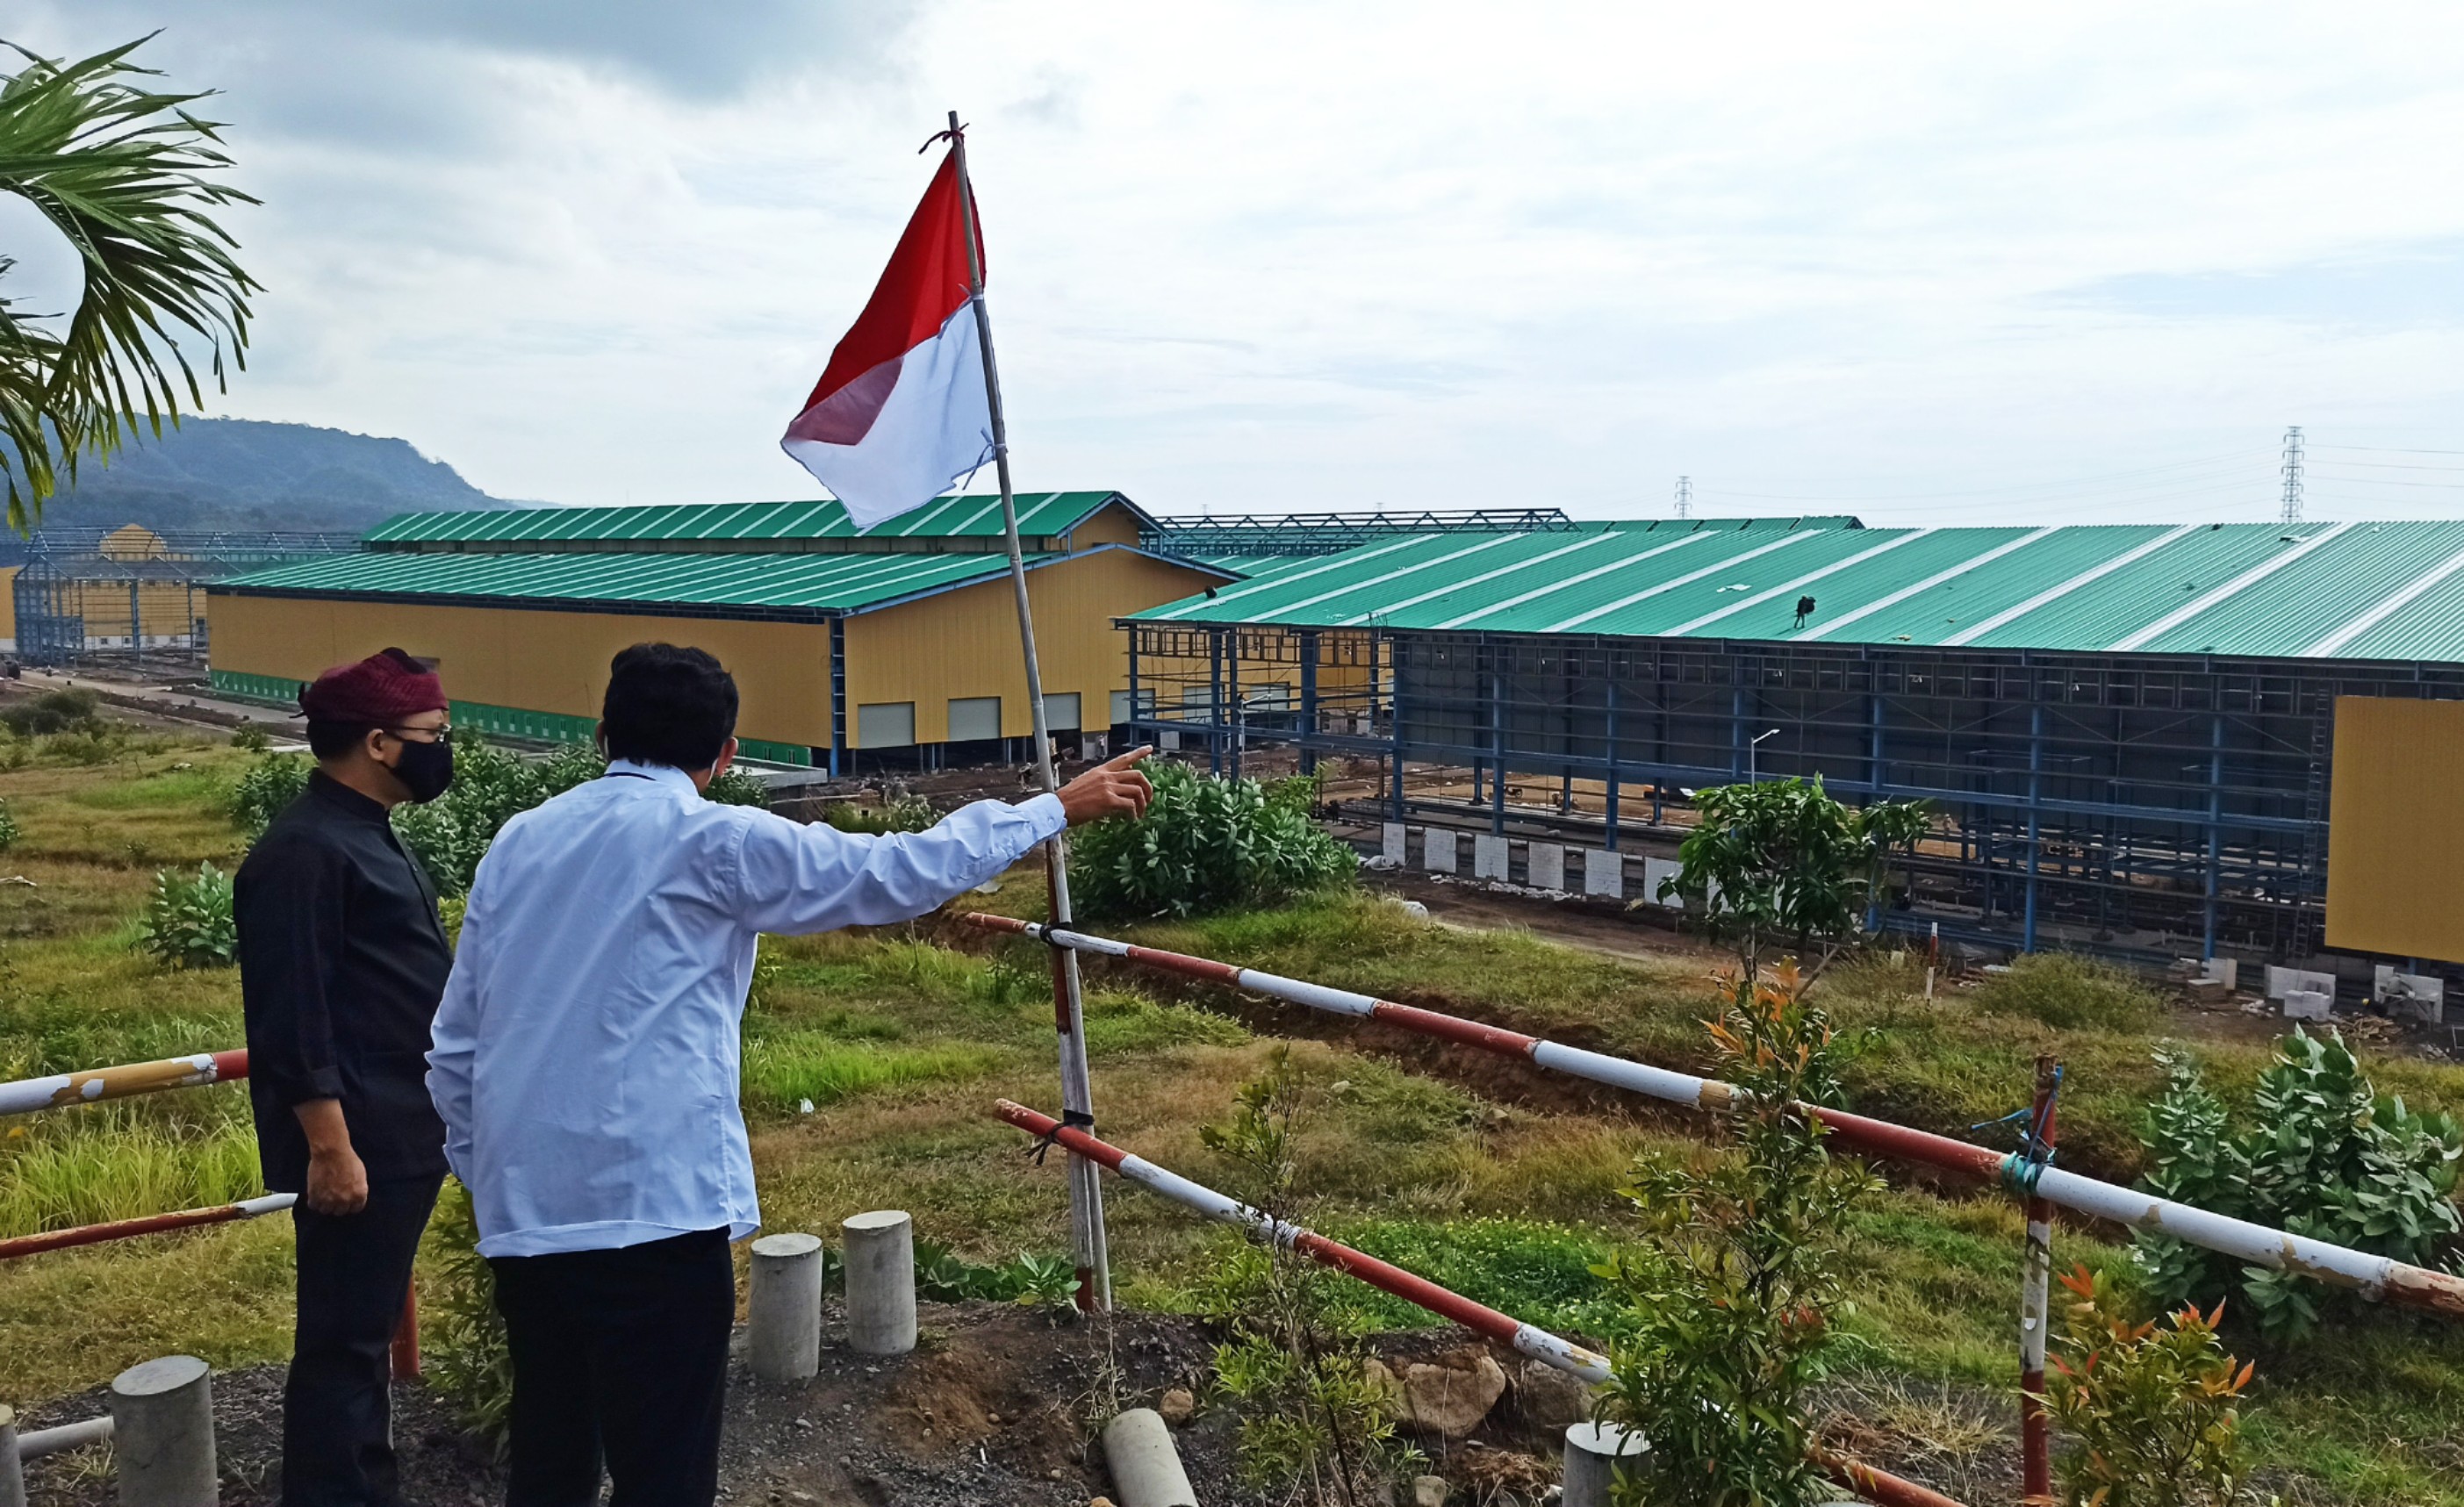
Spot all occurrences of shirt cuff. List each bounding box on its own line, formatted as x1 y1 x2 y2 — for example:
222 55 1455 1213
1018 792 1067 843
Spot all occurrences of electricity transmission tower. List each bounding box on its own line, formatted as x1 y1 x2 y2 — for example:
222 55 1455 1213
2281 427 2303 524
1675 475 1691 519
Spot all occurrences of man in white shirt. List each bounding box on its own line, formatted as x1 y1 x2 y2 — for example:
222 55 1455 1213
426 642 1151 1507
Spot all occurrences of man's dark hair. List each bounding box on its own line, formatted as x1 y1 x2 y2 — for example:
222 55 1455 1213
305 721 372 761
601 643 738 770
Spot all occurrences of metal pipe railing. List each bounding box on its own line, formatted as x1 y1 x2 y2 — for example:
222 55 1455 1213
0 1050 248 1116
959 913 2464 1321
994 1099 1966 1507
0 1195 294 1261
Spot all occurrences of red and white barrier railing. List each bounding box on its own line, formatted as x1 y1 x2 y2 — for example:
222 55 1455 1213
0 1050 248 1116
995 1099 1965 1507
0 1194 295 1261
961 913 2464 1322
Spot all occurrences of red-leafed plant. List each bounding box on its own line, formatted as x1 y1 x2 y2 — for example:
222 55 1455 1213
2038 1264 2266 1507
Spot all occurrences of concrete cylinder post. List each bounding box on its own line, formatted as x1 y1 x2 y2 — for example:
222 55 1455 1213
1102 1408 1196 1507
1 1403 25 1507
1562 1421 1648 1507
747 1232 825 1382
108 1356 216 1507
841 1211 916 1356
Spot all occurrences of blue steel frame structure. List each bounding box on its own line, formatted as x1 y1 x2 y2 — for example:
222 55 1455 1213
1125 620 2464 968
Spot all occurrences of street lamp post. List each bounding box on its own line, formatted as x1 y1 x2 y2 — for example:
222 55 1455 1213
1749 727 1782 785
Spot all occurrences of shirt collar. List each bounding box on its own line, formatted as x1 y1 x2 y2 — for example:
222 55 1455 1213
605 758 702 796
307 768 392 823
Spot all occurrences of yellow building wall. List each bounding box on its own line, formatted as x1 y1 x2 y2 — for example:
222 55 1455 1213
0 567 16 645
842 549 1225 743
2326 695 2464 963
1064 503 1144 550
207 596 835 748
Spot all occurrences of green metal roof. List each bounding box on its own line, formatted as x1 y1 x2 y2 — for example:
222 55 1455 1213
212 542 1227 621
1132 519 2464 664
364 492 1146 548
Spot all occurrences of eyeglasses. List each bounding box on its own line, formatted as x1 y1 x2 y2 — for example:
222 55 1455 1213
382 725 453 744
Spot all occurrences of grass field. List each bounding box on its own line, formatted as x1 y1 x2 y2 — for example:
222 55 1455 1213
0 734 2458 1504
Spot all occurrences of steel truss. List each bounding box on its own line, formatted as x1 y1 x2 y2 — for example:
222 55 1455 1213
1126 621 2464 967
11 530 357 666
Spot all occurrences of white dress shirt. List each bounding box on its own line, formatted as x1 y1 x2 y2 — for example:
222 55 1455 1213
426 759 1065 1258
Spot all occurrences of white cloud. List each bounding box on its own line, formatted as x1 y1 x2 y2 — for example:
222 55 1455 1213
12 1 2464 523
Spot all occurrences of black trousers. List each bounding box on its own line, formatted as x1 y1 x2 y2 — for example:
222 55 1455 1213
284 1173 442 1507
489 1228 735 1507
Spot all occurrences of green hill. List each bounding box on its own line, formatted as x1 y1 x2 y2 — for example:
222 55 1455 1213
34 418 519 535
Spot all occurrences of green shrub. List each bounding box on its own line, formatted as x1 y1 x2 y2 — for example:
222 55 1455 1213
2137 1029 2464 1341
139 862 237 969
1973 952 2164 1032
824 789 935 835
230 724 271 752
2043 1264 2261 1507
230 751 311 837
0 798 19 853
1594 964 1879 1507
0 687 101 736
1071 762 1356 922
424 1178 513 1453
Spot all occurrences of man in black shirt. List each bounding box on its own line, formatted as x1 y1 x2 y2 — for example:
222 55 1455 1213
238 648 457 1507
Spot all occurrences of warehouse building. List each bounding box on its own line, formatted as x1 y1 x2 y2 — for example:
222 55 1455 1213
1127 514 2464 973
206 492 1233 771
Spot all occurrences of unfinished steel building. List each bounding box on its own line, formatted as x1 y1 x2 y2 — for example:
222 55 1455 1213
1124 514 2464 974
2 525 356 666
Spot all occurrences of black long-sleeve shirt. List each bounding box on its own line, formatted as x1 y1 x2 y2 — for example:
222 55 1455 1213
236 771 453 1191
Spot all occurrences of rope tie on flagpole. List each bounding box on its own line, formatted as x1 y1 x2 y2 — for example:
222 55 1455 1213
1981 1064 2064 1198
921 122 966 153
1027 1108 1097 1166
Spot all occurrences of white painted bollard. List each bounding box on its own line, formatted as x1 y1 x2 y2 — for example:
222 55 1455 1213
1382 822 1408 865
109 1357 215 1507
1562 1420 1648 1507
842 1211 916 1356
1424 829 1457 875
748 1232 825 1382
1528 843 1566 892
1583 849 1623 899
1 1403 23 1507
1103 1407 1197 1507
1473 833 1511 880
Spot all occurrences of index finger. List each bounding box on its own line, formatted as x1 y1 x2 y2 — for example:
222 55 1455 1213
1097 745 1154 771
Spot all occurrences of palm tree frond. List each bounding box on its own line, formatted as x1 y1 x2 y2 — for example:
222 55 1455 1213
0 33 259 530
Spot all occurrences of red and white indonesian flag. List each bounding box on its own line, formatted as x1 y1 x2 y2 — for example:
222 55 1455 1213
780 148 994 528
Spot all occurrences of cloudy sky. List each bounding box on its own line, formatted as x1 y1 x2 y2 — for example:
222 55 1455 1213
13 3 2464 525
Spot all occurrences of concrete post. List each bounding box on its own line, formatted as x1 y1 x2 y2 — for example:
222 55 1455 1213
747 1232 825 1382
842 1211 916 1356
1 1403 24 1507
109 1356 216 1507
1562 1420 1648 1507
1102 1408 1196 1507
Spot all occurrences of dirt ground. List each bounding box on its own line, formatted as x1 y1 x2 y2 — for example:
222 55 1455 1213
10 1307 1615 1507
15 1298 2027 1507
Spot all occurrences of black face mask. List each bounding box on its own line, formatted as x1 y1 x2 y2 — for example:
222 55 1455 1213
389 737 455 803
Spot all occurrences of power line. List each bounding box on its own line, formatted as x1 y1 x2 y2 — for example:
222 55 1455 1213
2311 444 2464 456
1689 451 2255 504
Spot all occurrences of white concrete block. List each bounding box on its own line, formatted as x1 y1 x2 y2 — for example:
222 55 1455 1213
2204 958 2239 989
1583 850 1623 899
1424 829 1457 875
1473 833 1510 880
2282 989 2333 1022
1641 857 1684 908
1382 822 1408 865
2377 966 2446 1024
2266 965 2336 1001
1528 843 1566 892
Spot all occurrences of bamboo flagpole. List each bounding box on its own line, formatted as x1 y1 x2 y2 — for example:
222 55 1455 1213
943 111 1110 1310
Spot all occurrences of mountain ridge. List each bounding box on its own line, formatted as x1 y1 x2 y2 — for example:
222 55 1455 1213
32 417 523 536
